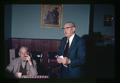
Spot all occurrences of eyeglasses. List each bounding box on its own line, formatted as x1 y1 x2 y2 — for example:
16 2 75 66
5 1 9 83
62 26 73 29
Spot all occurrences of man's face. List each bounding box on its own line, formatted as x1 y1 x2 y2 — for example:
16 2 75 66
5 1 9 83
19 48 28 60
64 23 75 38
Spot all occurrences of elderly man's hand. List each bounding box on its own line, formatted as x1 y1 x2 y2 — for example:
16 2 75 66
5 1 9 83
62 57 71 65
25 55 32 66
57 56 71 65
57 57 63 64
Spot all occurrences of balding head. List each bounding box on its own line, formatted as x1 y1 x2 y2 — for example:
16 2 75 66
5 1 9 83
18 46 29 60
19 46 28 52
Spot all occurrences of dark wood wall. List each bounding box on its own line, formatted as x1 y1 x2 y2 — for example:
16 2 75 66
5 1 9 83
11 38 60 52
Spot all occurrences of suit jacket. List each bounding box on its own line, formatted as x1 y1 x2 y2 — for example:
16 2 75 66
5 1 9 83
58 34 86 78
6 57 38 77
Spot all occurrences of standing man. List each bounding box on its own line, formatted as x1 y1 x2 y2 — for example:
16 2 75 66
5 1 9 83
57 22 86 78
6 46 38 78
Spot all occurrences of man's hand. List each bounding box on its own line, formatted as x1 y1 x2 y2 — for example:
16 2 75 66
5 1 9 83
57 57 63 64
57 56 71 65
25 55 32 66
62 57 71 65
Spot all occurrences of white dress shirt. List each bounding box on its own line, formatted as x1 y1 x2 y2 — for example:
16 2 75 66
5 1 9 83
68 33 75 47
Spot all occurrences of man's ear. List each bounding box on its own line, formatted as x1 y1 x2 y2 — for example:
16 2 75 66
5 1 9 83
72 27 75 32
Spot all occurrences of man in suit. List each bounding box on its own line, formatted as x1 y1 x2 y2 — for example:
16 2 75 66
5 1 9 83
57 22 86 78
6 46 38 78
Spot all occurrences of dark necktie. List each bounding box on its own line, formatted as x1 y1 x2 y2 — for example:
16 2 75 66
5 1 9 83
63 39 69 57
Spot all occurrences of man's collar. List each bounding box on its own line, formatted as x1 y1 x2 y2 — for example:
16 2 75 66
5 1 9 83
69 33 75 41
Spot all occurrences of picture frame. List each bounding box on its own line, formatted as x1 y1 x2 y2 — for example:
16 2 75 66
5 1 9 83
41 4 63 27
104 15 113 26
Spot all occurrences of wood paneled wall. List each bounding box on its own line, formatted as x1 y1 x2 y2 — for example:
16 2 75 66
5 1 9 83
11 38 60 52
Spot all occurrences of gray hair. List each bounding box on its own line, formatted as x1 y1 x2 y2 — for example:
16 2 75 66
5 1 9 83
19 46 29 52
64 21 76 27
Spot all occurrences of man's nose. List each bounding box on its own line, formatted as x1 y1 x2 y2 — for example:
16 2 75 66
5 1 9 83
23 53 26 56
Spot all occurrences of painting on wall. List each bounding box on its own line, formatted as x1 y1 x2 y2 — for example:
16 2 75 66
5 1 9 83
41 4 63 27
104 15 113 26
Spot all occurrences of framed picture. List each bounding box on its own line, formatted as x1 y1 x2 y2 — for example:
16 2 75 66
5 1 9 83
41 4 63 27
104 15 113 26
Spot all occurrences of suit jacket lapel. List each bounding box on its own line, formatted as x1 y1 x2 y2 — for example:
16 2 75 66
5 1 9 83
62 38 67 54
17 58 21 72
13 58 21 73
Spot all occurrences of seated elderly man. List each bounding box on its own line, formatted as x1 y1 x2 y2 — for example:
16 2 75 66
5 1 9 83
6 46 38 78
